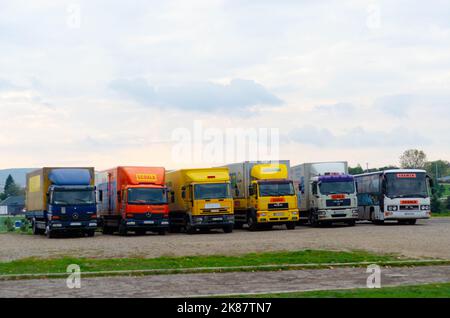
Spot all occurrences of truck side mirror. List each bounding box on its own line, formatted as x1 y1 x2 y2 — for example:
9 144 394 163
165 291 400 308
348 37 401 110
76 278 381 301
181 187 186 199
248 186 254 196
170 191 175 203
98 190 103 202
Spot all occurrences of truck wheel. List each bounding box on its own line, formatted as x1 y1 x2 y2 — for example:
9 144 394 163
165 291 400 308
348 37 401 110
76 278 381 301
286 222 296 230
45 226 56 239
247 211 258 231
309 212 320 227
102 226 114 235
86 230 96 237
32 220 43 235
185 217 196 234
223 225 233 233
118 224 128 236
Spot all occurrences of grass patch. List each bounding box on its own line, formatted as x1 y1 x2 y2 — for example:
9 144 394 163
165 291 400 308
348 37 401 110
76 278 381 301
0 250 403 276
432 210 450 217
231 282 450 298
0 216 24 232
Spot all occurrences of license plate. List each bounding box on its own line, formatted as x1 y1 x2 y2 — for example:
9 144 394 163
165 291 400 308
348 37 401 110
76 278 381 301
274 212 285 216
70 222 81 226
212 217 223 221
405 212 415 216
144 221 155 224
205 203 221 209
210 209 219 212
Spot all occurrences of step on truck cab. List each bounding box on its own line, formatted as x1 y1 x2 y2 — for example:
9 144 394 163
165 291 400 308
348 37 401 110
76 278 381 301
224 161 298 231
25 167 97 238
96 167 169 236
166 168 234 234
291 162 358 227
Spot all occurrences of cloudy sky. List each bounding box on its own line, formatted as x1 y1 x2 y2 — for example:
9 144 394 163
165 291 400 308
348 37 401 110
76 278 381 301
1 0 449 170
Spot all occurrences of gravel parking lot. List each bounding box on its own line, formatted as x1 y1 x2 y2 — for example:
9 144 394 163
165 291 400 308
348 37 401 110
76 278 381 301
1 218 449 262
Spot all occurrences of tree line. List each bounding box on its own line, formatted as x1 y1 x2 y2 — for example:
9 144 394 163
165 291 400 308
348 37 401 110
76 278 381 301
0 175 24 201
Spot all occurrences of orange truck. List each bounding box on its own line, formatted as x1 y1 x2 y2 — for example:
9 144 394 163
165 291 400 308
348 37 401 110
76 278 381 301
95 166 169 235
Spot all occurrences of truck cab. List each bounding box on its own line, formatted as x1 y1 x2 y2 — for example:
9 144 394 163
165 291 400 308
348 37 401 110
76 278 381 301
305 174 358 226
96 167 169 236
246 165 298 230
166 168 234 234
26 168 98 238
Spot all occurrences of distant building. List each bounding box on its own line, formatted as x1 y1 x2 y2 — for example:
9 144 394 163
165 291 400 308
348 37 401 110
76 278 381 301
0 196 25 215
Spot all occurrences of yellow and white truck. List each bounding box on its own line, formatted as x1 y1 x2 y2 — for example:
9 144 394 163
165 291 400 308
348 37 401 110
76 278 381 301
224 161 298 230
166 168 234 234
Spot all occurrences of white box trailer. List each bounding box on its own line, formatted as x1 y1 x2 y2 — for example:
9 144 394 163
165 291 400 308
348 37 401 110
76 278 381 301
291 162 358 226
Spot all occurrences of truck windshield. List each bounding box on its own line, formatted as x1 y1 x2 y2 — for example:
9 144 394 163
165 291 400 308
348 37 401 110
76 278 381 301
319 181 355 195
259 182 295 197
385 173 429 198
52 190 95 205
128 188 168 205
194 183 231 200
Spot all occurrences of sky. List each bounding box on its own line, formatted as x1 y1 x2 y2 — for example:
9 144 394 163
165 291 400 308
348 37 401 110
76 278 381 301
0 0 449 170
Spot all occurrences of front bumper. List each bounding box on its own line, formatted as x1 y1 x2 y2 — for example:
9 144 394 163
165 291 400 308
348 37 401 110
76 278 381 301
316 208 358 221
123 217 169 229
191 214 234 228
49 220 97 231
257 209 299 223
384 211 430 220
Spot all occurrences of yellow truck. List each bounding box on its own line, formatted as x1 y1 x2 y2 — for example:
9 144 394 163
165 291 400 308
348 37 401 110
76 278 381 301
224 161 298 230
166 168 234 234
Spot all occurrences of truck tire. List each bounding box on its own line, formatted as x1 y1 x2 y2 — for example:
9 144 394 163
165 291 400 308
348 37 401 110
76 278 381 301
223 225 233 233
185 217 196 234
309 211 320 227
247 210 258 231
86 230 96 237
118 224 128 236
45 226 57 239
286 222 296 230
32 220 44 235
102 226 114 235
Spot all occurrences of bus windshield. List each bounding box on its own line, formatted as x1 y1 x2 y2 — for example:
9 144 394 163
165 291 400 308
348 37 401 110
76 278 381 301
319 181 355 195
259 182 295 197
194 183 231 200
52 190 95 205
385 173 429 198
128 188 168 205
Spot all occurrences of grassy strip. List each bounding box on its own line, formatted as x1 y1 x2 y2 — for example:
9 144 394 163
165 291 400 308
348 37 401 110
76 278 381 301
432 211 450 217
0 250 403 276
228 282 450 298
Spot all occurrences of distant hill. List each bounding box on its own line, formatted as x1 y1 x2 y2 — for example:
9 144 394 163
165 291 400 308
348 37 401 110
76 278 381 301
0 168 35 188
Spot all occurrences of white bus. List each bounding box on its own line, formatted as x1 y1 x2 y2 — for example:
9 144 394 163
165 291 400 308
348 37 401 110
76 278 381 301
355 169 432 225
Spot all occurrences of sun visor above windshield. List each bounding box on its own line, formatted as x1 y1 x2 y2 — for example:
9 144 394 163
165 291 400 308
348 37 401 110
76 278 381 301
49 169 93 186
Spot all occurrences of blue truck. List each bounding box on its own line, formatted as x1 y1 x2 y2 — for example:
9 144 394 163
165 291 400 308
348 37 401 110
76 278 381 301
25 167 98 238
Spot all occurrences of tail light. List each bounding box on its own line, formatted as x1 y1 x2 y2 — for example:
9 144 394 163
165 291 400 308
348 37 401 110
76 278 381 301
90 214 97 219
51 216 60 220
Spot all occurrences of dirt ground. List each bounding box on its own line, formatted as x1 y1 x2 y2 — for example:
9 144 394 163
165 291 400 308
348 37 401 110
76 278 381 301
1 218 449 262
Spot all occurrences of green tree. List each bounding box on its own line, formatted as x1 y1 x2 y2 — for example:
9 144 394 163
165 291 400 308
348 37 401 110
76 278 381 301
3 175 23 198
400 149 427 169
424 160 450 180
349 165 364 175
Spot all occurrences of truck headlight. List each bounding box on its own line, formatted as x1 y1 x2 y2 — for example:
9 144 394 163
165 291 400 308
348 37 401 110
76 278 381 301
387 205 398 211
420 205 430 210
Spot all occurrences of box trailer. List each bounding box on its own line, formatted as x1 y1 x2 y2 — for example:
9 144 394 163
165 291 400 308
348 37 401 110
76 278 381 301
96 166 169 235
224 161 298 230
25 167 97 238
291 162 358 226
166 168 234 234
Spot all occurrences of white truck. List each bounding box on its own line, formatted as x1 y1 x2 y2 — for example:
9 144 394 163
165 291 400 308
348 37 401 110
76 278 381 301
291 162 358 226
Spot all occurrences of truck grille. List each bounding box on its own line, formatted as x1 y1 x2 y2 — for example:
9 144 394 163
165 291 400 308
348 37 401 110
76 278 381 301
134 213 164 220
268 203 288 210
326 199 351 207
200 208 229 214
